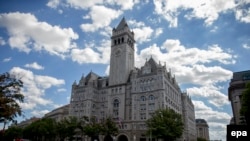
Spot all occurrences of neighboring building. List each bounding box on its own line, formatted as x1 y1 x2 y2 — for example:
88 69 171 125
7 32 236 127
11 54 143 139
69 18 196 141
44 104 69 122
182 93 197 141
15 117 40 128
196 119 209 141
228 70 250 125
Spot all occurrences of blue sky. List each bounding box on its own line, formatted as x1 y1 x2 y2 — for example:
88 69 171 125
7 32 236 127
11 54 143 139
0 0 250 140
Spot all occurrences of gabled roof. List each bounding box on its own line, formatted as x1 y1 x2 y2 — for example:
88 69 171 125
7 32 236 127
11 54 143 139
116 17 129 30
145 57 159 70
148 57 158 68
85 71 99 82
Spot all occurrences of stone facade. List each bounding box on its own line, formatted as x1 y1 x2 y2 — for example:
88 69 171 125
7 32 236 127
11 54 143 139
195 119 209 141
182 93 196 141
14 117 40 128
69 18 196 141
44 104 69 122
228 70 250 125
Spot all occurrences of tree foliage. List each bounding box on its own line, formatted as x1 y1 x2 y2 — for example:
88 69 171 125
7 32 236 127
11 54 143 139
146 108 184 141
78 116 118 141
0 72 24 130
2 114 119 141
240 82 250 125
2 126 23 141
23 118 56 141
56 116 80 141
100 117 119 136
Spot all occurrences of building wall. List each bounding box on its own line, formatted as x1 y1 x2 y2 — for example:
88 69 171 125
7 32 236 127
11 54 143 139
196 119 209 141
44 104 69 122
182 93 196 141
228 70 250 125
15 117 40 128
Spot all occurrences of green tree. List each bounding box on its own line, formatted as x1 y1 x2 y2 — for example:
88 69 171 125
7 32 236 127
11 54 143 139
146 108 184 141
100 117 119 136
82 116 102 141
55 116 80 141
3 126 23 141
23 118 56 141
240 82 250 125
0 73 24 130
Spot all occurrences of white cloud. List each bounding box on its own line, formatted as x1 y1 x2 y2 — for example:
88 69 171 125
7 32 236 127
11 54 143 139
153 0 236 27
3 57 12 62
80 5 122 32
154 28 163 38
47 0 61 9
0 12 78 58
66 0 103 9
24 62 44 70
187 85 230 107
137 39 236 68
106 0 139 10
57 88 67 92
0 36 6 45
133 26 154 44
243 43 250 49
31 110 50 117
71 39 110 64
9 67 65 110
235 2 250 23
128 20 154 44
49 0 138 10
161 39 185 52
136 39 234 107
210 26 218 33
193 100 231 140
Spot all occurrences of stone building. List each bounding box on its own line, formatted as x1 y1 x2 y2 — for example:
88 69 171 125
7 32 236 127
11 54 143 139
14 117 40 128
69 18 196 141
44 104 69 122
196 119 209 140
228 70 250 125
182 93 196 141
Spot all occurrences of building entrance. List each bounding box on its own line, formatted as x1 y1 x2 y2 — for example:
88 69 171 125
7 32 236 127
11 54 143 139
104 135 113 141
117 135 128 141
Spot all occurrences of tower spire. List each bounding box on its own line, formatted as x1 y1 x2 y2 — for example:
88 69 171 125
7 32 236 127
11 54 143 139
116 17 129 30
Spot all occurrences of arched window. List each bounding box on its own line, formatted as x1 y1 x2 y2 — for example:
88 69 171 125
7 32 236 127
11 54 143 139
149 95 155 101
122 37 124 43
114 40 117 45
141 96 146 101
113 99 119 108
118 38 120 44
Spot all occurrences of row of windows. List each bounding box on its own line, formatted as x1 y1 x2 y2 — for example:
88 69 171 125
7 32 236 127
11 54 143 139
114 37 124 45
137 113 154 120
111 87 122 94
140 95 155 101
139 103 155 111
113 37 133 47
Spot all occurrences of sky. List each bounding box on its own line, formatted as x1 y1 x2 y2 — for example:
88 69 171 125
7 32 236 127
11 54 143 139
0 0 250 140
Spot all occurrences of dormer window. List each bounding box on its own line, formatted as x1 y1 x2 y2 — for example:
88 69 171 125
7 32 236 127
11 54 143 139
142 67 151 74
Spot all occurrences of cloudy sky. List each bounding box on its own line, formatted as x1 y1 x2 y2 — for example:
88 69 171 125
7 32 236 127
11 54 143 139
0 0 250 140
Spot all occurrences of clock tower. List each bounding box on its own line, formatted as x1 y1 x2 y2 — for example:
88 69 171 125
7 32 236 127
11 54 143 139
109 18 135 86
